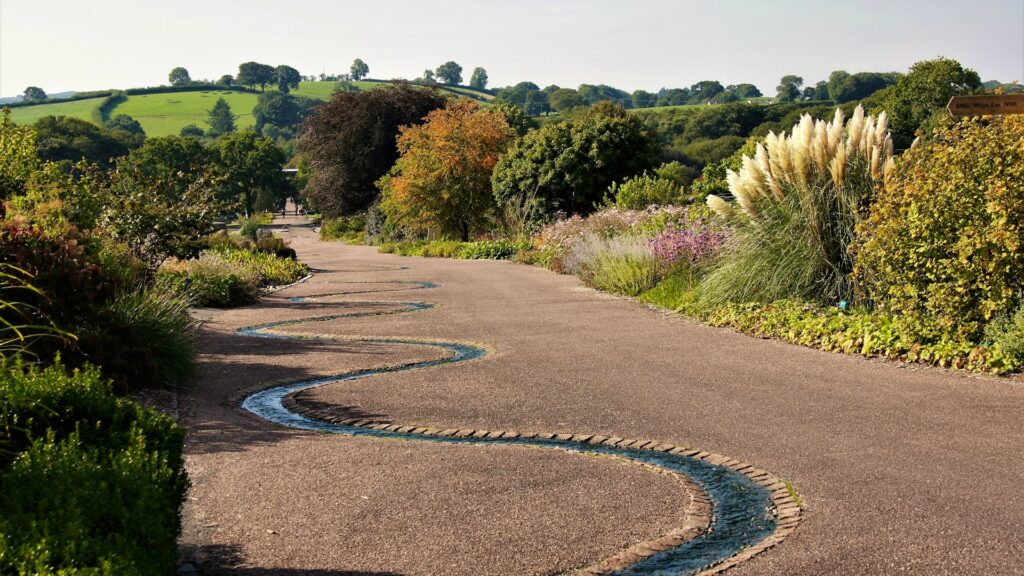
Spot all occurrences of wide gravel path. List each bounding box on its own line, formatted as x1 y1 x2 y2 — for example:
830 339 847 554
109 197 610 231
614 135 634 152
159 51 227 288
181 213 1024 575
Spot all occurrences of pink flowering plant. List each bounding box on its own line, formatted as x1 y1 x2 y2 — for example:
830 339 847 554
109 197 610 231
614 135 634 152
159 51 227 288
647 206 728 271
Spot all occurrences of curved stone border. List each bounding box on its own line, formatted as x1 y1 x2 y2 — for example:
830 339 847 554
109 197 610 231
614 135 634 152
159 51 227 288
230 273 802 574
283 393 801 575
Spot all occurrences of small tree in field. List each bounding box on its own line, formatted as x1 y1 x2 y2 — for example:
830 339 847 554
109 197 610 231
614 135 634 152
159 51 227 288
379 100 514 240
350 59 369 80
22 86 47 102
206 98 237 136
435 61 463 85
470 67 488 90
169 67 191 86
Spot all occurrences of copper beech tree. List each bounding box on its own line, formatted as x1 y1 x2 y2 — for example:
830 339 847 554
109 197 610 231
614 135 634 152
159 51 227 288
379 100 514 240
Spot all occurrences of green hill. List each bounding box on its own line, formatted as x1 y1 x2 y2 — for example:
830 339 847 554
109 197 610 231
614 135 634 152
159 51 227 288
8 97 106 125
111 91 261 136
5 81 495 137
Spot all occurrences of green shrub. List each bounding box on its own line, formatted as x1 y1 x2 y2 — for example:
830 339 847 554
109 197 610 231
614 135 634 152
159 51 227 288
375 240 524 260
639 269 702 310
77 284 195 393
852 115 1024 339
157 252 261 308
0 361 188 574
607 172 683 209
237 217 261 240
421 241 463 258
696 300 1018 374
319 215 365 243
984 302 1024 365
456 240 523 260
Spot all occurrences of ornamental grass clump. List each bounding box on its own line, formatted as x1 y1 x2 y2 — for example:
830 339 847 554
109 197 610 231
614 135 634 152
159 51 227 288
701 106 893 307
565 234 660 296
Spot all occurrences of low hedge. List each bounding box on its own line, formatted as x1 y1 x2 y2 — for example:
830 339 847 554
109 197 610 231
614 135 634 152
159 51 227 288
692 299 1019 374
0 360 188 575
378 239 525 260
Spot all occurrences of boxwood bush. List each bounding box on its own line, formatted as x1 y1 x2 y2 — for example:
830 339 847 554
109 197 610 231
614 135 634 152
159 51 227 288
0 361 188 575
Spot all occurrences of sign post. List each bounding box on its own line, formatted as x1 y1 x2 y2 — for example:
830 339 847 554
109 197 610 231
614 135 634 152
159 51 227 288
947 94 1024 117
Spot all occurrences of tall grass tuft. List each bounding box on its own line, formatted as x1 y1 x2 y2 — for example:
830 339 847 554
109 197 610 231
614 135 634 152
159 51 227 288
85 284 196 391
567 234 661 297
700 106 893 308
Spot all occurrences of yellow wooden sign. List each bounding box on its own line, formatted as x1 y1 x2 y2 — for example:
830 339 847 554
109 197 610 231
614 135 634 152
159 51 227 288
947 94 1024 117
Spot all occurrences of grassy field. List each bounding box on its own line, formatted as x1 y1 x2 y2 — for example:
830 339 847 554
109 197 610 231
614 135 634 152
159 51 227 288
110 91 260 136
8 97 105 124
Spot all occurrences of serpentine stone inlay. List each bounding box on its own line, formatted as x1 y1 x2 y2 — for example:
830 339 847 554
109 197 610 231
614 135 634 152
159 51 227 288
238 271 801 575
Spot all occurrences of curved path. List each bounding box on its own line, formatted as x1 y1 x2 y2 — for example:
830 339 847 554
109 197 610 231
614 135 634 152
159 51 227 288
182 213 1024 575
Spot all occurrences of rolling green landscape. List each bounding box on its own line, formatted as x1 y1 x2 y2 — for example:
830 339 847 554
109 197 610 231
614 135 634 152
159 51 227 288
8 95 105 124
6 80 497 137
111 91 261 135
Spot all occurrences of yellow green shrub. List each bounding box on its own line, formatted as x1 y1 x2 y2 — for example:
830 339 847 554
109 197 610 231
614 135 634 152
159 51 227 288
852 116 1024 339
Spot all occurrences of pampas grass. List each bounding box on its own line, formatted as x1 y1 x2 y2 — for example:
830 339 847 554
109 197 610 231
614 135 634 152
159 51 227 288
699 106 893 307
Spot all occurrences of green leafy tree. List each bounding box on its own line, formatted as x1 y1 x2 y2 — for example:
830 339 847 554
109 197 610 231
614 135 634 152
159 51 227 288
827 70 899 103
550 88 586 112
253 92 316 138
168 67 191 86
631 90 657 109
218 74 234 86
420 69 437 84
689 80 724 103
32 115 137 168
237 61 275 91
435 61 463 85
493 102 536 136
213 132 291 216
350 59 369 81
730 83 763 98
0 109 39 199
469 67 488 90
205 98 237 137
179 124 205 138
492 103 660 214
297 84 447 216
776 75 803 102
104 114 145 136
657 88 690 106
873 57 981 148
274 65 302 93
494 82 541 108
524 90 550 116
577 84 632 107
22 86 47 102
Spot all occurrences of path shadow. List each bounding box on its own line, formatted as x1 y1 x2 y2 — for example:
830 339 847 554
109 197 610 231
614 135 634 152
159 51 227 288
183 543 403 576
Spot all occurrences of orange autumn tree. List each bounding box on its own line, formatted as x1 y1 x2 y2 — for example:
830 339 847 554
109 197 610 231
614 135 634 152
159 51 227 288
379 100 515 240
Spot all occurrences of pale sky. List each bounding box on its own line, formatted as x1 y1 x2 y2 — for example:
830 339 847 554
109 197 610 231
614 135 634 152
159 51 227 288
1 0 1022 97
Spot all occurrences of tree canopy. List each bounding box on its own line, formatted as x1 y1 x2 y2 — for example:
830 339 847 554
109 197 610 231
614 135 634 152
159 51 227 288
872 57 981 148
492 103 661 215
205 98 237 136
469 67 488 90
380 100 514 239
275 65 302 93
22 86 47 102
168 67 191 86
237 62 275 91
435 61 463 85
350 59 369 81
297 84 448 217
